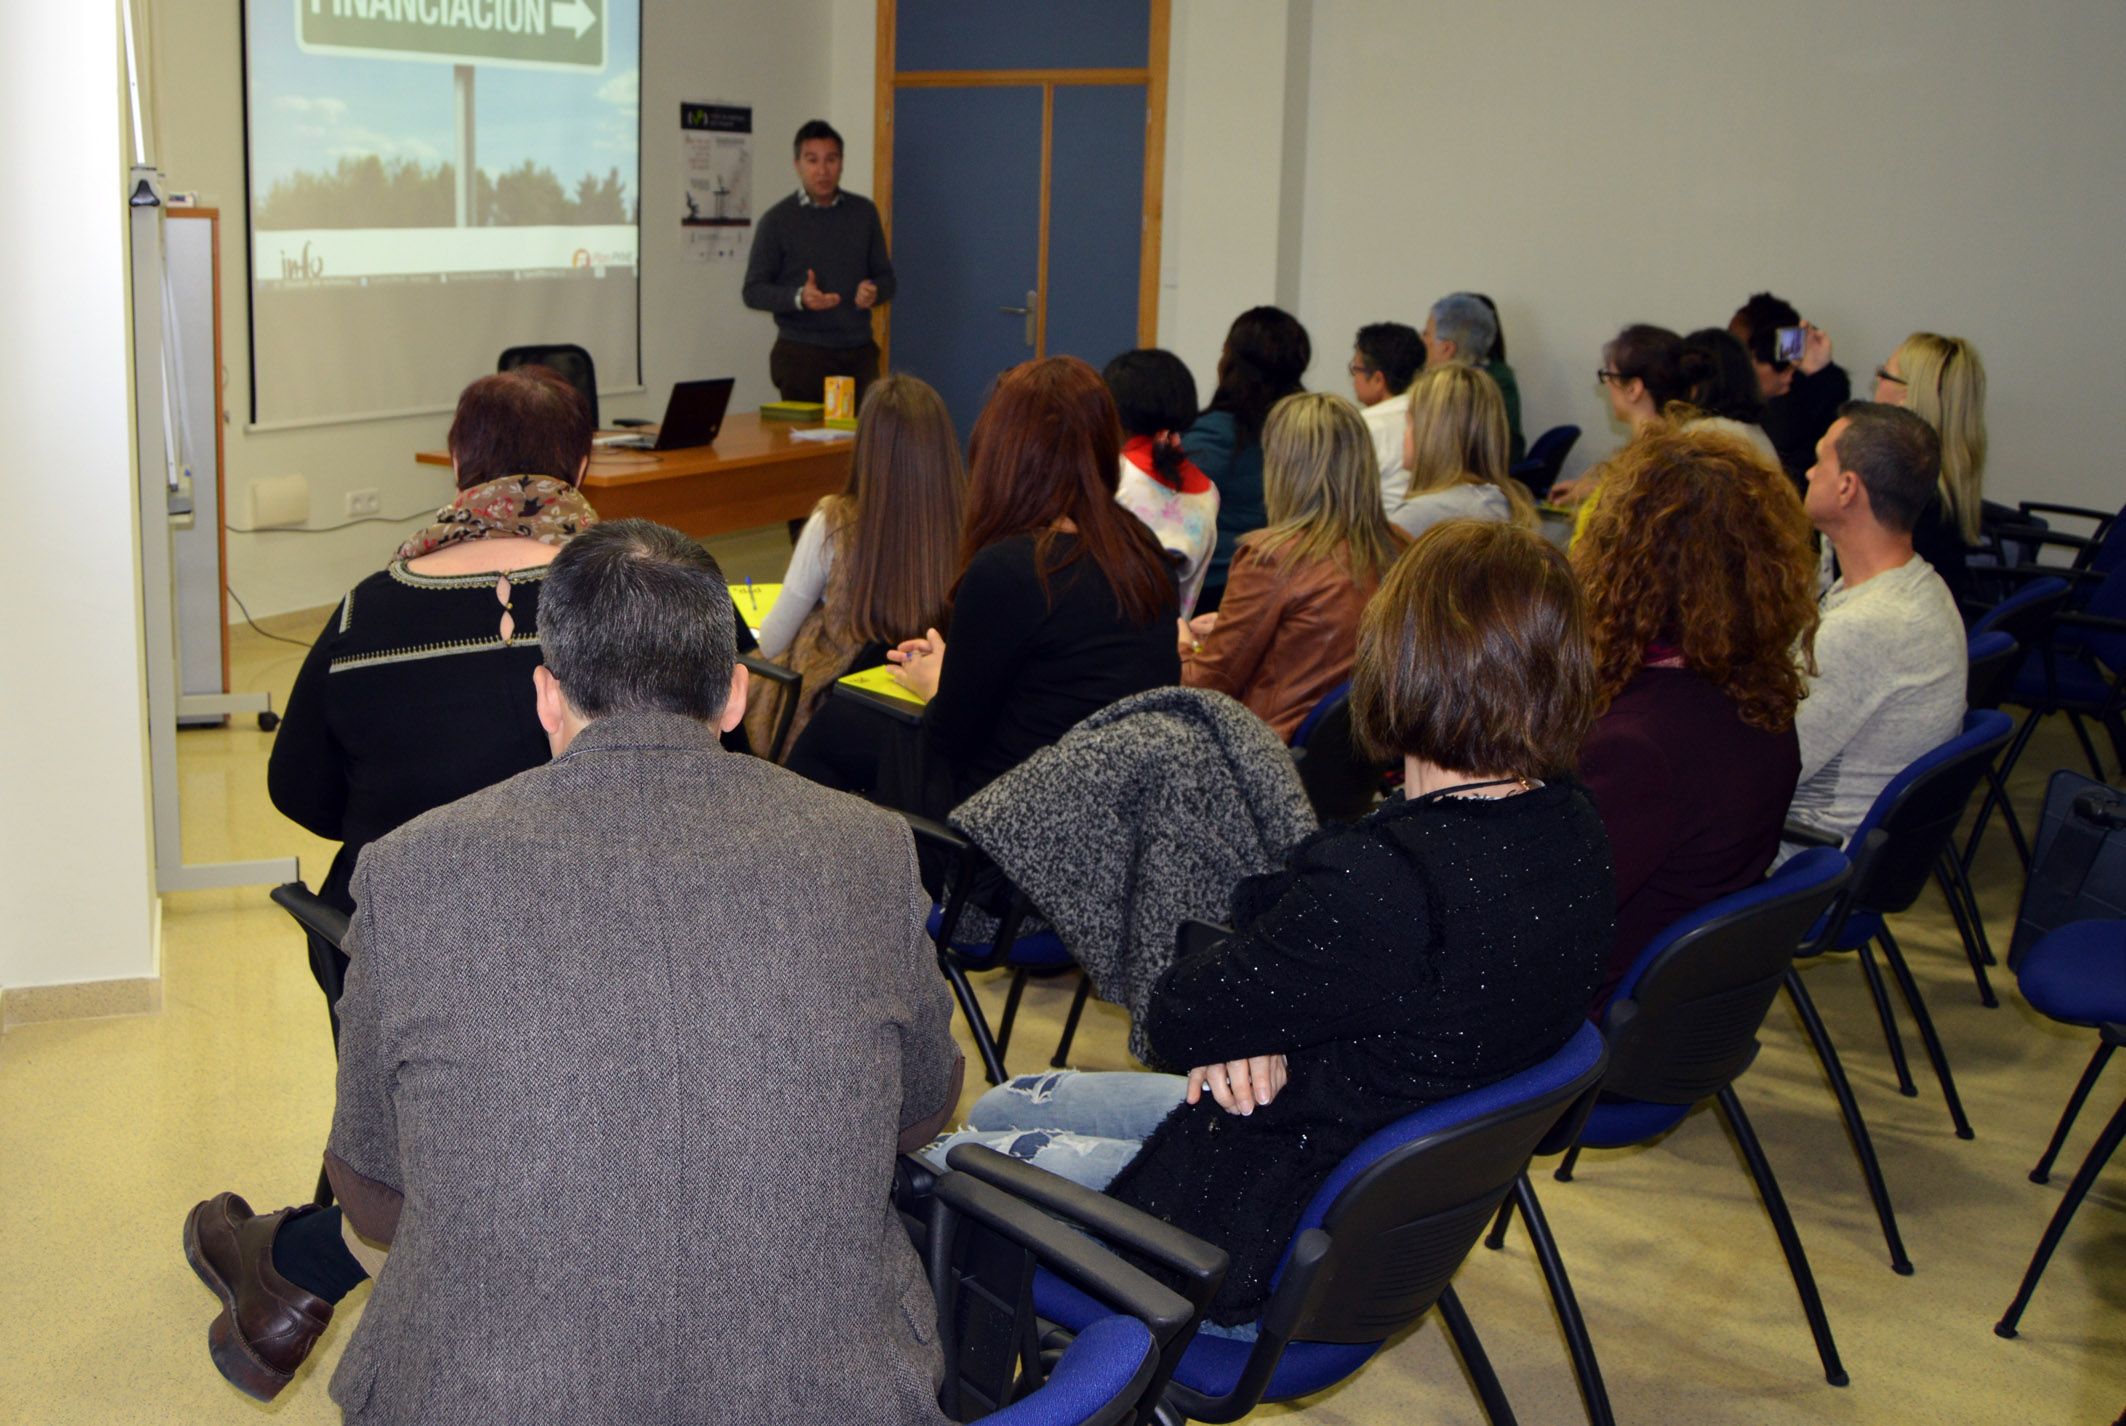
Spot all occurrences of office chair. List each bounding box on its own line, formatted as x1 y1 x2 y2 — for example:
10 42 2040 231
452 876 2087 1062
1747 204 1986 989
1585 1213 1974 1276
950 1018 1610 1426
1510 424 1581 502
737 653 803 762
1288 682 1392 825
1961 576 2071 872
1483 848 1857 1415
499 343 599 428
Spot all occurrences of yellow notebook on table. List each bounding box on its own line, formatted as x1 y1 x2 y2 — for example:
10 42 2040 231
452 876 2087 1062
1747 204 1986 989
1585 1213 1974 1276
729 582 782 632
838 663 926 708
760 401 825 421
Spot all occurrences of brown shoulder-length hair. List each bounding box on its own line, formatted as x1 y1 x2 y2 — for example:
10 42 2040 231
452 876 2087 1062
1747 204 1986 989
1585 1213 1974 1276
1353 521 1595 780
447 367 593 490
959 356 1173 626
1571 423 1820 732
820 375 966 643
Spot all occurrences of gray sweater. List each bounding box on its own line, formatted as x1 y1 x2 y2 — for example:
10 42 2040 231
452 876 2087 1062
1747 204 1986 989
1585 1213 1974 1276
743 190 895 349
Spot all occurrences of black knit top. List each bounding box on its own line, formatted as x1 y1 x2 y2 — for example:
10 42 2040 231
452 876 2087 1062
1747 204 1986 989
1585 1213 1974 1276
267 560 554 914
1104 781 1614 1324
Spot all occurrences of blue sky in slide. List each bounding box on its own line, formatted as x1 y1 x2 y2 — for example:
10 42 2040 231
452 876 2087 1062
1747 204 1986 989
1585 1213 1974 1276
246 0 639 200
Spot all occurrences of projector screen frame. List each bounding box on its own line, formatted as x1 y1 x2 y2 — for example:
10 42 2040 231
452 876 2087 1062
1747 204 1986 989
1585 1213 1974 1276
236 0 644 431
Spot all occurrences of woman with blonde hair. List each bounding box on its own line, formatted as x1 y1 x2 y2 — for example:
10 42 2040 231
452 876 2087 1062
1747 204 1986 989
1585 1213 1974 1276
1389 363 1538 537
748 374 966 755
1876 333 1985 603
1571 423 1821 1008
1182 392 1408 739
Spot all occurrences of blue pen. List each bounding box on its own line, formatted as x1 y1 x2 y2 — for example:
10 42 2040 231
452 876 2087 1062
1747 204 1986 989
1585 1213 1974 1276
745 576 756 616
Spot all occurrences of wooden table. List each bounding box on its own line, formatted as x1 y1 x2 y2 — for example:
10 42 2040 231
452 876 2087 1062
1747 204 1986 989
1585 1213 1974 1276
417 413 853 539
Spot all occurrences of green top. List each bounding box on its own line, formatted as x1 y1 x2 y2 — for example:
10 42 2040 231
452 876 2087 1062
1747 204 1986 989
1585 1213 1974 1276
1486 358 1527 463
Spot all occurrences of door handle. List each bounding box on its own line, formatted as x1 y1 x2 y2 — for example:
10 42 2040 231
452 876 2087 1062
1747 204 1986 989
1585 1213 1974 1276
996 289 1037 347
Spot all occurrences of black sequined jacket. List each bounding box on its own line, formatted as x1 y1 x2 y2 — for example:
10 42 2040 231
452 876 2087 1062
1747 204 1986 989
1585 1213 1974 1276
1104 780 1614 1324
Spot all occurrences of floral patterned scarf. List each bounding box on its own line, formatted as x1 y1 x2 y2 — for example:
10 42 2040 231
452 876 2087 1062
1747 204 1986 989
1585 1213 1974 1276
397 474 598 561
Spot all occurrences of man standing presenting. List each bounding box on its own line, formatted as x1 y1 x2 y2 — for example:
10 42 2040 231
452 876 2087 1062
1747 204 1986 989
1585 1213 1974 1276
744 119 895 404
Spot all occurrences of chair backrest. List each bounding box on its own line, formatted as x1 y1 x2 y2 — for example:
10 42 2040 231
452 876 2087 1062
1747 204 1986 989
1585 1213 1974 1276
1602 849 1851 1104
1513 424 1581 501
1969 575 2069 647
1289 684 1390 826
1263 1022 1607 1347
1844 709 2014 916
1966 631 2022 711
498 343 599 428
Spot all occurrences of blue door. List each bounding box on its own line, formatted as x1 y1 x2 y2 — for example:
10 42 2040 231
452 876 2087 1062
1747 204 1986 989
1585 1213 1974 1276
885 0 1161 444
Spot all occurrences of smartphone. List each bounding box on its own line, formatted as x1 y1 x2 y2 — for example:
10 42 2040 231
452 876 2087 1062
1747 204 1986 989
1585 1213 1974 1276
1774 326 1807 364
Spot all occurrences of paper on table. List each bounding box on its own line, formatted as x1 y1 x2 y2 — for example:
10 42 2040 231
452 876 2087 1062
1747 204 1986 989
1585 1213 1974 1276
788 427 855 443
727 582 782 630
839 663 926 705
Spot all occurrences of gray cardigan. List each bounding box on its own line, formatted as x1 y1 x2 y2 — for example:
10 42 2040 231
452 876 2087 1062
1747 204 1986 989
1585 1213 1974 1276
327 711 957 1425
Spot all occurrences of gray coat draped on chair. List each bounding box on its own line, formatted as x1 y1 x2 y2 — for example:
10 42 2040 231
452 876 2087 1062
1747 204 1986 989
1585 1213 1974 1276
950 687 1318 1061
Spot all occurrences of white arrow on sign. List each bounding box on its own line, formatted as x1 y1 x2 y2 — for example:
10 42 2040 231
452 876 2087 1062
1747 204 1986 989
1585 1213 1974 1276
553 0 598 40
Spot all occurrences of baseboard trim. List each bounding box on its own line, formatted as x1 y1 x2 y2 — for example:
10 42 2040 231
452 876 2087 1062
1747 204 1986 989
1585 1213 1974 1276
0 976 164 1032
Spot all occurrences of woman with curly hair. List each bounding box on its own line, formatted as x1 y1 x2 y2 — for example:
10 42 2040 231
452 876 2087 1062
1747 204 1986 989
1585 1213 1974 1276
1572 423 1821 1009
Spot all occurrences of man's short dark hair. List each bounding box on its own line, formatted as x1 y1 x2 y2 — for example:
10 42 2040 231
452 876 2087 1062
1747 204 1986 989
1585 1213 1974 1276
540 521 737 721
1832 401 1941 536
1731 291 1801 370
1353 322 1424 394
793 120 844 158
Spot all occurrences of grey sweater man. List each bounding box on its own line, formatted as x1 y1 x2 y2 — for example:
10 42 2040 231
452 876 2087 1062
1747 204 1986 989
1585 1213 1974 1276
743 190 896 349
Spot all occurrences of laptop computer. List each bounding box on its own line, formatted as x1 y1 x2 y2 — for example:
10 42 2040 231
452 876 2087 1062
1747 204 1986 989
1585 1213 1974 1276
595 378 735 451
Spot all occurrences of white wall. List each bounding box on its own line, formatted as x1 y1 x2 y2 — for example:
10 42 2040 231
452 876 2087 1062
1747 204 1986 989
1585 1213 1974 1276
0 6 159 990
1291 1 2126 503
148 0 836 618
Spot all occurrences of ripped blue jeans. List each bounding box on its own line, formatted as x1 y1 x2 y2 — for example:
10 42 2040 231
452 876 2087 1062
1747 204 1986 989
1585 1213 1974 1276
923 1069 1188 1190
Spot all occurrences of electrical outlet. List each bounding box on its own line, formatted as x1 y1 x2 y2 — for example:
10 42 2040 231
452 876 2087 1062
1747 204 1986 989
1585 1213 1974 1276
346 488 382 517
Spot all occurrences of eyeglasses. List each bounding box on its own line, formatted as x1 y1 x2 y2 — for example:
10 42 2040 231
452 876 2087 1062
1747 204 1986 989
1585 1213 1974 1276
1596 368 1625 386
1347 361 1376 378
1874 367 1908 387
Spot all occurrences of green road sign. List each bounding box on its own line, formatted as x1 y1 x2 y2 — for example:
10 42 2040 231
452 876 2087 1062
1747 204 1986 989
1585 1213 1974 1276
296 0 607 73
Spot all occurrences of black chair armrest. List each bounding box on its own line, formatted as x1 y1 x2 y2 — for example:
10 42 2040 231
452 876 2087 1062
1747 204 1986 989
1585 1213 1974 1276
899 809 972 856
2018 500 2117 526
2056 611 2126 635
1973 562 2100 587
1175 918 1234 960
1998 527 2098 554
944 1144 1230 1308
1781 822 1843 850
270 882 350 952
736 653 801 761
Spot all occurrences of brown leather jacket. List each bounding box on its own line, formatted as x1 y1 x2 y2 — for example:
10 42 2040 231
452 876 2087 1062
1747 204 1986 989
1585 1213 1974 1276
1182 535 1403 740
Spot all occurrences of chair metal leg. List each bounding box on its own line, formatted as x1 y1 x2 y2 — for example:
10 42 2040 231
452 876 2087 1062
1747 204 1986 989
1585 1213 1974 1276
1783 969 1914 1273
1992 768 2034 873
941 957 1009 1086
2033 1043 2117 1184
1554 1142 1585 1183
1995 1094 2126 1338
1511 1175 1614 1426
1716 1088 1848 1387
1856 941 1917 1097
2067 711 2107 780
1876 926 1975 1140
994 969 1029 1061
1964 710 2045 873
1437 1284 1519 1426
1934 853 2000 1005
1482 1188 1516 1251
1050 974 1092 1068
312 1161 335 1210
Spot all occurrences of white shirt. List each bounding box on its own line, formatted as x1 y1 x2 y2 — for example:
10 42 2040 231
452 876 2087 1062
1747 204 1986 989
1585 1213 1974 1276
1362 389 1412 508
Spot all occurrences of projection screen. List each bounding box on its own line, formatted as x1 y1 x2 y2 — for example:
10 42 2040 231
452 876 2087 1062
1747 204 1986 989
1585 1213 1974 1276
243 0 641 425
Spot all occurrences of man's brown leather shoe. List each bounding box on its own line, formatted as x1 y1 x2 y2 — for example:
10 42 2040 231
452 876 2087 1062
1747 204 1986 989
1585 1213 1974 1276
183 1192 334 1401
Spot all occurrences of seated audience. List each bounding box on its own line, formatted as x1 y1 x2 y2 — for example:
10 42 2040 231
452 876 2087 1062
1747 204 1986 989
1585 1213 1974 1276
789 356 1180 818
749 374 965 755
1550 323 1687 505
1106 348 1220 617
1472 293 1527 462
1422 291 1523 459
1677 326 1782 467
1347 320 1426 508
930 519 1613 1328
1181 392 1408 740
1184 307 1312 612
1875 331 1988 605
1784 403 1967 857
1731 291 1851 484
1388 364 1537 537
187 521 962 1423
1572 426 1819 1008
268 366 597 989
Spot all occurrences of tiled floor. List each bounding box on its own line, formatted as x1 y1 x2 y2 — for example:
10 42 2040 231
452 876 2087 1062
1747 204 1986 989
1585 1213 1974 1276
3 543 2122 1423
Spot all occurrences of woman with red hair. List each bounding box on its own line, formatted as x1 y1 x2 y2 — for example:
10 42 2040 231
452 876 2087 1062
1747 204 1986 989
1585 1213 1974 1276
787 355 1179 814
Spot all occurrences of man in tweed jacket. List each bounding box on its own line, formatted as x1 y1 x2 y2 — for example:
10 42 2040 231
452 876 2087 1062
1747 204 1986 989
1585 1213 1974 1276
185 521 961 1424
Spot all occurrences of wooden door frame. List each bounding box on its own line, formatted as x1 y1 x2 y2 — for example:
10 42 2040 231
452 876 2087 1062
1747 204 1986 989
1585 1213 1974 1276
871 0 1169 373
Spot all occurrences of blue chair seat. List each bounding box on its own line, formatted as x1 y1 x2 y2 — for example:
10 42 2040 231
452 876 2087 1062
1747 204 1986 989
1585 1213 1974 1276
2017 920 2126 1027
1033 1270 1379 1401
1574 1096 1692 1150
926 904 1073 970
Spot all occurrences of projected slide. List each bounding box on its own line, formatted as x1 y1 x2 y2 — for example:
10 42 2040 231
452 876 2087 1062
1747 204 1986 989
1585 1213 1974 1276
244 0 640 424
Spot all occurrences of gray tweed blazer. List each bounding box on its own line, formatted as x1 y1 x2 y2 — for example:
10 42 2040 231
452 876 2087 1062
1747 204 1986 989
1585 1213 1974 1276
326 711 958 1425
